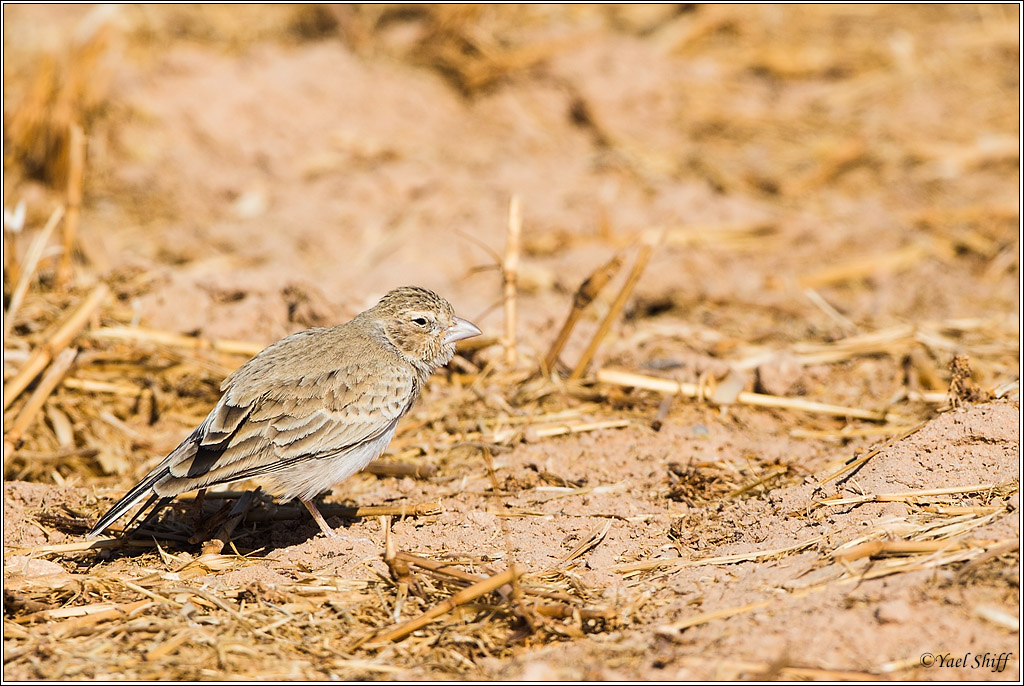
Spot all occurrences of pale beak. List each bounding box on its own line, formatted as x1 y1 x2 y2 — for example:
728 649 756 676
443 316 482 345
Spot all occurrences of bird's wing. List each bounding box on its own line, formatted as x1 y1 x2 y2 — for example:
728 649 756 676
159 359 417 491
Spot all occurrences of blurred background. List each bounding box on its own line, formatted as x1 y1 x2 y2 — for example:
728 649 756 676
5 4 1017 342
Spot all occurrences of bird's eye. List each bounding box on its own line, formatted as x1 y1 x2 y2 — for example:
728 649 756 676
412 316 428 327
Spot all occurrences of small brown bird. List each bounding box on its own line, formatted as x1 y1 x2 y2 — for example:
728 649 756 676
88 286 481 539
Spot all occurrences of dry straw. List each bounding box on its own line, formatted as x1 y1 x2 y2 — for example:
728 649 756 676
3 283 108 410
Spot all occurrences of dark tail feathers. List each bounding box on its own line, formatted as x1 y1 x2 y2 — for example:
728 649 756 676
87 468 168 538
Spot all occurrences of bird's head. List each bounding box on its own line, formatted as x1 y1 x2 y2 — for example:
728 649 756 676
373 286 481 371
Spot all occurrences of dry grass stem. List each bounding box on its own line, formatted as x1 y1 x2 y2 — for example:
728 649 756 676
526 481 626 504
656 599 773 635
395 550 487 584
3 204 65 340
842 541 1009 584
614 536 824 575
790 424 918 439
88 326 265 357
490 418 631 444
5 537 130 557
364 461 438 479
955 540 1020 581
803 287 859 335
570 231 660 380
60 377 147 397
728 465 789 497
920 505 1002 516
544 253 624 372
143 631 193 663
819 420 929 483
4 347 78 455
503 194 522 367
735 317 1018 371
17 598 154 634
974 605 1019 632
786 324 912 366
3 201 26 285
555 520 612 567
2 7 1018 680
36 600 154 636
833 539 969 563
597 367 895 422
4 283 108 410
369 565 522 643
57 123 85 288
478 403 601 427
797 241 939 289
816 482 1015 507
663 221 777 249
525 418 631 441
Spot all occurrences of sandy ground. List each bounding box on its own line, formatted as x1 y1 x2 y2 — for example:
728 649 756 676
3 5 1020 681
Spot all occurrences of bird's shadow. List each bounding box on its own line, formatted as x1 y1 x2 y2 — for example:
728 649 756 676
60 492 365 561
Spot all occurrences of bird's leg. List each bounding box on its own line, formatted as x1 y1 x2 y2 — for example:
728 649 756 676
300 497 338 538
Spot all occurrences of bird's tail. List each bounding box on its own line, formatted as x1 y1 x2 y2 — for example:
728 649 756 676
87 468 168 538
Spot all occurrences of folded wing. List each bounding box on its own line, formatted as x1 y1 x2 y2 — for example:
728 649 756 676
89 356 416 536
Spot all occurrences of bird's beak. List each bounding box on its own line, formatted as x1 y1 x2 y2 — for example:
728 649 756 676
444 316 482 345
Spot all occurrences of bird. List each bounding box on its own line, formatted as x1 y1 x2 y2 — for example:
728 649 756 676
88 286 481 539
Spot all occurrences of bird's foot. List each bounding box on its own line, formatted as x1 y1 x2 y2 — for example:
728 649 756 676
300 497 338 538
